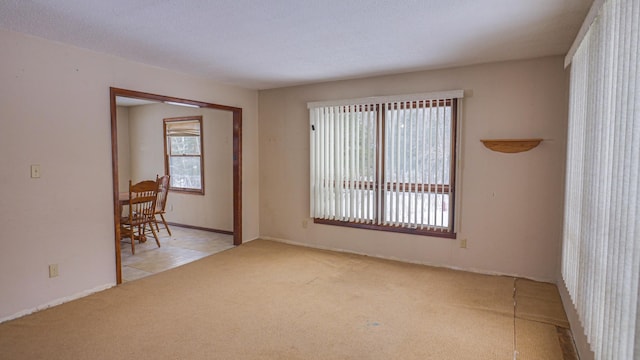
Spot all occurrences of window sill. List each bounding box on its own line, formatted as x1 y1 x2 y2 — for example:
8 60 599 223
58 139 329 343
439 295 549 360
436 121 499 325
169 188 204 195
313 218 456 239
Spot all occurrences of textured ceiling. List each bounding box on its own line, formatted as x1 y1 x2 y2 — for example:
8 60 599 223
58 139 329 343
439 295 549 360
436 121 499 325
0 0 591 89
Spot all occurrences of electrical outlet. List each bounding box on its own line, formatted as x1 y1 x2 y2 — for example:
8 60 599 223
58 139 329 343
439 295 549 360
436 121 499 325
49 264 59 278
31 164 41 178
460 239 467 249
302 220 308 229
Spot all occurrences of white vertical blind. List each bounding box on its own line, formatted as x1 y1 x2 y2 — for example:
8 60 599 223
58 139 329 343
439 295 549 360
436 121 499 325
310 103 378 223
562 0 640 359
309 91 462 232
380 99 452 231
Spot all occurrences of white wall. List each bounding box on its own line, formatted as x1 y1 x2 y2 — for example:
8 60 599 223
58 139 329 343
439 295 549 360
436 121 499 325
258 56 568 281
124 103 233 231
0 29 259 321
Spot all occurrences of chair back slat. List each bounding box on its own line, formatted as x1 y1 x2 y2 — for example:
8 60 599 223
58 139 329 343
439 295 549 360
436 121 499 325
130 180 158 223
120 179 161 254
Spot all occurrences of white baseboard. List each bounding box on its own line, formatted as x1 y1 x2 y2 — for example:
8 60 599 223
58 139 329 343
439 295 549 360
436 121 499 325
260 236 554 283
2 237 258 324
0 282 115 324
242 236 261 243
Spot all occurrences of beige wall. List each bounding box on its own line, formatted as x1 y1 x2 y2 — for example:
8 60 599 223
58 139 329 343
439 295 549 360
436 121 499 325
124 103 233 231
0 29 259 321
0 25 569 323
116 106 131 191
258 56 568 281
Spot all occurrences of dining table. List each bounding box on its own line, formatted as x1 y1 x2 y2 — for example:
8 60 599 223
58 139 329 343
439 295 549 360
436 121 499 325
118 192 134 206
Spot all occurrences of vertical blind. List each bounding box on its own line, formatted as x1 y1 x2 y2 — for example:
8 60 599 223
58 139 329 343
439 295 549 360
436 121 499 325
309 91 462 232
562 0 639 359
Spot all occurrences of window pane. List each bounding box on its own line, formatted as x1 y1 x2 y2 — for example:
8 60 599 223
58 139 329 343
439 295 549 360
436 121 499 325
353 110 377 182
170 136 201 155
169 156 202 189
335 188 375 221
384 191 449 228
384 106 451 184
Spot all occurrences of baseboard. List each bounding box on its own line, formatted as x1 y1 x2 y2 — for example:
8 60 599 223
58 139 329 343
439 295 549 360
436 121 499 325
0 282 115 324
2 234 255 324
166 222 233 235
259 236 554 283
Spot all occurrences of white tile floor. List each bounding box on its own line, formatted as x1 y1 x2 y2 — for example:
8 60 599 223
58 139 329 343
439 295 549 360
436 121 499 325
120 225 234 282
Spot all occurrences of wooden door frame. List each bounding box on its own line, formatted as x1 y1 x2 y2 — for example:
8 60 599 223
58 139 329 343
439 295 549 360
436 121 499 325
109 87 242 284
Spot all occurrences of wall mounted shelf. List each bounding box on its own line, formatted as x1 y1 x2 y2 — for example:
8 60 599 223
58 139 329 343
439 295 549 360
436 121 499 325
480 139 543 153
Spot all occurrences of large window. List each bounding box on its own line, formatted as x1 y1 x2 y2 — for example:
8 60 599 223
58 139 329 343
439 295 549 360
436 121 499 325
163 116 204 194
309 91 462 237
562 0 640 359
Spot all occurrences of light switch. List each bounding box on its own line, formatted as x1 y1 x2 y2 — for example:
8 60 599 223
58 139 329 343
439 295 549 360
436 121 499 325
31 164 41 178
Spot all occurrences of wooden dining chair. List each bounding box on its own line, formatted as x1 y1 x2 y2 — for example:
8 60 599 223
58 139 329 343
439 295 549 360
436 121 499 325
120 180 161 255
154 174 171 236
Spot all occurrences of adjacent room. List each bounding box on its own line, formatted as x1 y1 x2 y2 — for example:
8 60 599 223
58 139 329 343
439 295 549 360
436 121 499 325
114 95 236 281
0 1 637 359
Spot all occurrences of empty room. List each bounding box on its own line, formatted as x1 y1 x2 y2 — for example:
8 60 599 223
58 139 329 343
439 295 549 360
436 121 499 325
0 1 637 359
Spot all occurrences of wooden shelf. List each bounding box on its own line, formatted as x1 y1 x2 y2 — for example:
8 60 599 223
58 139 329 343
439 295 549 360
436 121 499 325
480 139 543 153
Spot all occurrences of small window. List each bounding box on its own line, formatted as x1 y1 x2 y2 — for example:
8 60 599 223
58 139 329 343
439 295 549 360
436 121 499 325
163 116 204 194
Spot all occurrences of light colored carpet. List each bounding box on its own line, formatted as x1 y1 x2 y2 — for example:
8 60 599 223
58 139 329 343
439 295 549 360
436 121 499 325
515 278 570 328
513 278 573 359
515 319 565 360
0 240 572 359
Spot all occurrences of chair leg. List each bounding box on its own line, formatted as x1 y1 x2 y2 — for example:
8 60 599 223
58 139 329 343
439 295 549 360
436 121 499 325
122 227 135 255
130 229 136 255
160 214 171 236
149 223 161 248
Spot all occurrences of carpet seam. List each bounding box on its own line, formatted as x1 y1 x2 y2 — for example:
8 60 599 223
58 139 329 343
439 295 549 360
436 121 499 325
513 277 577 360
513 277 518 360
514 315 571 328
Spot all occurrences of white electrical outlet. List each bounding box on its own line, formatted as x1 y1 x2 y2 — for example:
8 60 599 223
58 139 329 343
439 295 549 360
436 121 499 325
31 164 41 178
302 220 308 229
460 239 467 249
49 264 59 278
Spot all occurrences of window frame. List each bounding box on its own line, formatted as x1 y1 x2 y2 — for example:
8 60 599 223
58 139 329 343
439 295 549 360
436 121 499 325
311 98 458 239
163 116 205 195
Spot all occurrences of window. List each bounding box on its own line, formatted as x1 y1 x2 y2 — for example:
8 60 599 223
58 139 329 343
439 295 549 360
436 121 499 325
562 0 640 358
309 91 462 237
163 116 204 194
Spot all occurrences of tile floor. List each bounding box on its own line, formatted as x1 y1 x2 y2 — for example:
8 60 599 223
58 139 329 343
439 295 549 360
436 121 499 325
120 225 234 282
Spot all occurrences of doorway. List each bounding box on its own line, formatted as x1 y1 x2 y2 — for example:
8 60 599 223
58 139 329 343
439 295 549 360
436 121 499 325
110 87 242 284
